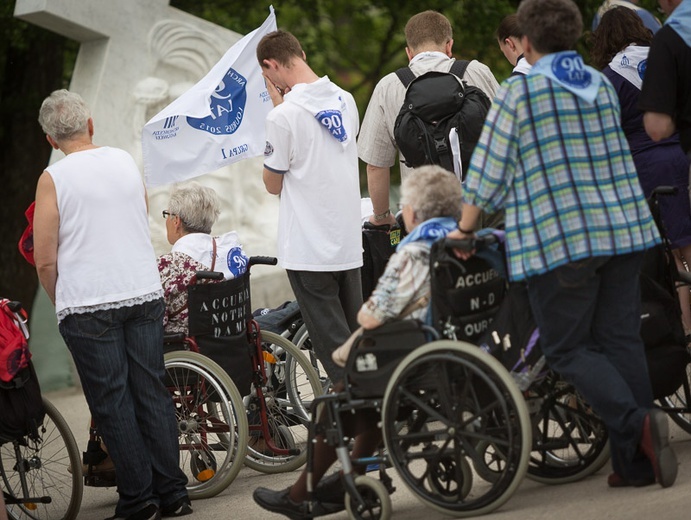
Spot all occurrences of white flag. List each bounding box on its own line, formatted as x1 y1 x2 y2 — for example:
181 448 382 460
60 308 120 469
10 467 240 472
142 7 277 187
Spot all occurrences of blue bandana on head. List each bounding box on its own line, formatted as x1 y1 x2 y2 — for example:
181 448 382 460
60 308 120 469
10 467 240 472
666 0 691 48
397 217 458 251
529 51 603 104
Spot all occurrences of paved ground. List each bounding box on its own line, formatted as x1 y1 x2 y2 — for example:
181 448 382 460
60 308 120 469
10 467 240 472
48 387 691 520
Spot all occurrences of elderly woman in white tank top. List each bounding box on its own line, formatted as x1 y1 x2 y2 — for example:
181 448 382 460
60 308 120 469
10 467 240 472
33 89 191 519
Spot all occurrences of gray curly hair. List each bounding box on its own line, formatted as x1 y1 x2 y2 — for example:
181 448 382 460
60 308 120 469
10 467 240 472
38 89 91 141
400 166 463 222
167 182 221 234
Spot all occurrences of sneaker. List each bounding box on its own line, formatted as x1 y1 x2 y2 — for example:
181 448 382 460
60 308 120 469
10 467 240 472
161 497 192 517
104 504 160 520
639 409 678 488
253 487 311 520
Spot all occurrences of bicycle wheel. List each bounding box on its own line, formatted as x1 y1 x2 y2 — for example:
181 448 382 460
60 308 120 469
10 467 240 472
164 350 248 499
382 341 531 518
244 331 323 473
1 398 83 520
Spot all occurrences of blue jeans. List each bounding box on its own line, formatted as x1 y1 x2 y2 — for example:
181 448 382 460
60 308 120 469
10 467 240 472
287 269 362 383
59 299 188 517
526 253 655 481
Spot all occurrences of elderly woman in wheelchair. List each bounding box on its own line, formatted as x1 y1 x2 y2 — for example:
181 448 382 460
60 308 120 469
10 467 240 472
253 166 465 519
158 181 249 335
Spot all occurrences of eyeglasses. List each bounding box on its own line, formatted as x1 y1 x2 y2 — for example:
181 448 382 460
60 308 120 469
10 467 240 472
162 210 176 219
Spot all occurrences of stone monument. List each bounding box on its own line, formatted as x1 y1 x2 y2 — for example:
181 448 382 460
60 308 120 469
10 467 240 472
14 0 292 389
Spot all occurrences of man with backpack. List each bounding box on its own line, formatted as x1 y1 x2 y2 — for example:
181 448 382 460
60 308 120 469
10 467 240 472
358 10 499 228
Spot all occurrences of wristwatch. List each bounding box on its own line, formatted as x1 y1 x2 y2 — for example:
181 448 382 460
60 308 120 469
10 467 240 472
373 209 391 222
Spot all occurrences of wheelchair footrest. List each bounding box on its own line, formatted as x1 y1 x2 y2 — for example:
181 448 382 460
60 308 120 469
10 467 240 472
84 472 117 487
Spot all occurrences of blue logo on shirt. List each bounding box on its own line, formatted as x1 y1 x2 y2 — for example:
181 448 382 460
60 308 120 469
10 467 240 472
227 247 248 277
187 67 247 135
552 53 591 89
316 109 347 142
637 59 647 80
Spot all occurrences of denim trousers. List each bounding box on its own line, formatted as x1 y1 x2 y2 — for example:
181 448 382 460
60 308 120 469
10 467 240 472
287 268 363 384
526 252 655 481
59 299 188 516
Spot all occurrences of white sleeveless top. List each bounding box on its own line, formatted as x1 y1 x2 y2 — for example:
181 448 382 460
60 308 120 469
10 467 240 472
47 147 162 318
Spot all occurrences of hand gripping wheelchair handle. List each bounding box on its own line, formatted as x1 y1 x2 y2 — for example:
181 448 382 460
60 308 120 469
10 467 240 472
249 256 278 267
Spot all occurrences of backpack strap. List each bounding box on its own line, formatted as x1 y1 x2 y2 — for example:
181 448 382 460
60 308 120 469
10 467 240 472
395 67 417 88
450 59 470 79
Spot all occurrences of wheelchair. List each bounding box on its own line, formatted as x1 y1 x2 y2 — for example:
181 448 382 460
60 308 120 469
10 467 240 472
642 186 691 433
298 234 612 519
162 256 324 496
0 300 83 520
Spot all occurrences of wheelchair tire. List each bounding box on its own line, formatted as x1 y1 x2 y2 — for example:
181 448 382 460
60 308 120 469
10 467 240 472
1 398 83 520
291 323 330 392
526 374 611 484
382 340 531 518
657 363 691 435
345 475 392 520
244 331 324 473
164 350 248 499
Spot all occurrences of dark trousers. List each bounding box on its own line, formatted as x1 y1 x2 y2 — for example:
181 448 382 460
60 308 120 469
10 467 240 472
526 252 655 481
287 269 362 383
59 299 188 516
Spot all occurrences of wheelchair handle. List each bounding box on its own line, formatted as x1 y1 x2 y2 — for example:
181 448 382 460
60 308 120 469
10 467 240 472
249 256 278 267
444 234 497 251
195 270 224 281
651 186 678 197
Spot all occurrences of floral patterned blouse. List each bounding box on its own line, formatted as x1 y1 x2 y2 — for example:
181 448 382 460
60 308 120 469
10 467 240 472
157 252 207 334
360 242 431 324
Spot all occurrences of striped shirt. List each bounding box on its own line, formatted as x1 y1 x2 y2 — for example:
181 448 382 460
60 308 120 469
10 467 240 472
464 73 660 281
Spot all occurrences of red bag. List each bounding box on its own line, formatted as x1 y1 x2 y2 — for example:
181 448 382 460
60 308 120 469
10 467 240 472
18 201 36 266
0 299 31 383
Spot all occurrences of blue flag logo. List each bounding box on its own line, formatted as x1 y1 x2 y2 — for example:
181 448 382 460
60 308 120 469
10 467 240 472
187 68 248 135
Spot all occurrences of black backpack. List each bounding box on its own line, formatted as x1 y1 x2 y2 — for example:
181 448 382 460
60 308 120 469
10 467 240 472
393 60 491 179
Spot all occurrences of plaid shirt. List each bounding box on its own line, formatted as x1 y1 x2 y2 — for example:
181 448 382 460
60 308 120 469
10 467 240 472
464 73 660 281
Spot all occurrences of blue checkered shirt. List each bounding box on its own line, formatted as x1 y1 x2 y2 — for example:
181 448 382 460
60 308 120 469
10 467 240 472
464 73 661 282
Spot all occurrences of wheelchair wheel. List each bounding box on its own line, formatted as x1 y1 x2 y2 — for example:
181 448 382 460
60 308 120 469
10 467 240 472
526 373 610 484
244 331 324 473
382 341 531 518
1 398 83 520
345 475 392 520
291 324 331 392
658 363 691 434
164 351 248 499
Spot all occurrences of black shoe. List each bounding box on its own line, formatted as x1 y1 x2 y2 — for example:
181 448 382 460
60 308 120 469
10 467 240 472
161 496 192 517
253 487 312 520
313 472 345 511
104 504 161 520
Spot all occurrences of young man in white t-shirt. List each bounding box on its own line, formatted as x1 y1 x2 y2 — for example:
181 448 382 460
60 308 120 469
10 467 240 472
256 30 363 385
